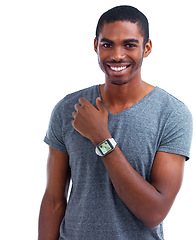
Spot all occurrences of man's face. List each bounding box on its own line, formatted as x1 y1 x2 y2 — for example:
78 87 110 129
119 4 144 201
94 21 151 85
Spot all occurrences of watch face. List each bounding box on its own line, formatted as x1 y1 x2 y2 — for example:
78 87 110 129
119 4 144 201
98 140 113 155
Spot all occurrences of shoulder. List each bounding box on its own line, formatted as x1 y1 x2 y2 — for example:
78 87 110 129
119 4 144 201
51 85 99 116
153 87 192 118
151 87 193 143
64 85 99 104
154 87 185 108
155 88 193 159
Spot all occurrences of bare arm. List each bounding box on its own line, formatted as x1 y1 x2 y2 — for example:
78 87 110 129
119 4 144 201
71 97 185 229
100 148 185 229
38 147 70 240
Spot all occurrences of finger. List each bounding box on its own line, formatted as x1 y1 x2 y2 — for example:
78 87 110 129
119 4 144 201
72 111 77 119
96 97 108 114
71 119 75 128
79 97 88 106
74 103 81 112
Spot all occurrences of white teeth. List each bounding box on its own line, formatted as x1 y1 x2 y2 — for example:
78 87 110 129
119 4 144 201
110 66 127 72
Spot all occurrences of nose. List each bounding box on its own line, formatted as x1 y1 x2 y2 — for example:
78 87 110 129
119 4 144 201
112 47 125 62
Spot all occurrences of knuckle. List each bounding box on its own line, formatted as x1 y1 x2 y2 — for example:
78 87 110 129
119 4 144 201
79 97 84 104
77 107 82 113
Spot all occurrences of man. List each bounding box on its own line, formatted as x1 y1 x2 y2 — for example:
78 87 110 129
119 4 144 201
38 5 193 240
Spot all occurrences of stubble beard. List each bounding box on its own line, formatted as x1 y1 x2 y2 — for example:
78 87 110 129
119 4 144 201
104 57 144 86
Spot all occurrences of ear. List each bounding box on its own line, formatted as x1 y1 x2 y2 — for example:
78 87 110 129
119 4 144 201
143 39 152 58
94 38 98 53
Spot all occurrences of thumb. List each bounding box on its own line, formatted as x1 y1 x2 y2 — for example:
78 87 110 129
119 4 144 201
96 97 107 113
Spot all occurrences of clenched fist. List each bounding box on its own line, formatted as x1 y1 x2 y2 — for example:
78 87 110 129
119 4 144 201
71 97 111 146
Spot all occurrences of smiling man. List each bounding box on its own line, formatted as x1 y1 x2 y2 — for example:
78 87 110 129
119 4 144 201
96 21 148 87
38 6 193 240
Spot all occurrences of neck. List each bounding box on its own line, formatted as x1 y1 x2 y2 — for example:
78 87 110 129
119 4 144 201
99 75 155 114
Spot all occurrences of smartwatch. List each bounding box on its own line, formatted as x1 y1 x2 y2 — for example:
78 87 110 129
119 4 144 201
95 138 117 157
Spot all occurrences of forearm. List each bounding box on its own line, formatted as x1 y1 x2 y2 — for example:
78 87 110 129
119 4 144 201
101 145 167 228
38 193 66 240
71 97 182 229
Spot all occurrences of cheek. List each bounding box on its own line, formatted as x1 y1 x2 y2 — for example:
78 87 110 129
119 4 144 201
98 56 106 73
97 48 109 70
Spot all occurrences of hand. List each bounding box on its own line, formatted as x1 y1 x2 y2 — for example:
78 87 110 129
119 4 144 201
71 97 111 145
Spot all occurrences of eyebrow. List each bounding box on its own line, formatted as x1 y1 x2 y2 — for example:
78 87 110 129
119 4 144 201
100 38 139 44
100 38 114 44
123 39 139 44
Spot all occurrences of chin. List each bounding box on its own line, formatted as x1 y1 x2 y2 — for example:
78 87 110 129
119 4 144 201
110 81 128 86
108 77 132 86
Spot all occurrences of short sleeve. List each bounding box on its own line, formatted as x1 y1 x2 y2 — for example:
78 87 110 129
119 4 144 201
44 101 67 153
157 105 193 160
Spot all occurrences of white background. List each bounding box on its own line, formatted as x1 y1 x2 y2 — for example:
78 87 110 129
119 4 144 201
0 0 195 239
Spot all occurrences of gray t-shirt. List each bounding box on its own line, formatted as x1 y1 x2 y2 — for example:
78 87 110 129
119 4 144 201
44 85 193 240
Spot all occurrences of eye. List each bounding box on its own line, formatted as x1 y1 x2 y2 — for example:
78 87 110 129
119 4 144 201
102 43 112 48
125 44 137 48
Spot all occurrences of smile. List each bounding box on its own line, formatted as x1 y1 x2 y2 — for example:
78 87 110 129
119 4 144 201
107 64 131 73
110 66 127 72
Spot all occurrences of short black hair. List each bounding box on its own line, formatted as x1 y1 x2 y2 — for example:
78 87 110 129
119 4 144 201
96 5 149 46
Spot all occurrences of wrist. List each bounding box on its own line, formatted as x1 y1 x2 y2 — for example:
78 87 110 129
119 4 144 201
95 138 117 157
91 131 112 146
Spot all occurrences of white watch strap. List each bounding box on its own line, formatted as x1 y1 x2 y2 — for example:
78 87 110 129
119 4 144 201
109 138 117 147
95 138 117 156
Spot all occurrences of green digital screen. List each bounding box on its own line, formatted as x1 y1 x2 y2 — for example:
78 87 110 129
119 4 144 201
98 141 112 155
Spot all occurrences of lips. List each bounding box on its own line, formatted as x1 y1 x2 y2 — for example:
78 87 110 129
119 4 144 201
110 66 127 72
107 64 131 73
